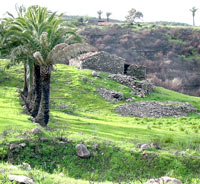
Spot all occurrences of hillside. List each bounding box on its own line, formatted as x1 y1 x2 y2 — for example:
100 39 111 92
81 25 200 97
0 60 200 183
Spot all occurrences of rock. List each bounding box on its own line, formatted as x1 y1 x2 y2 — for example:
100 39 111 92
59 173 64 177
145 176 182 184
126 97 135 102
22 163 32 170
10 143 26 150
30 128 43 135
9 175 35 184
76 144 90 158
98 88 124 102
140 144 151 150
115 101 197 118
92 71 101 78
151 143 162 150
130 149 135 153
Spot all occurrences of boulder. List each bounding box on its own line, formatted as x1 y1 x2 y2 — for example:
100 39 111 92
9 175 35 184
145 176 182 184
76 144 90 158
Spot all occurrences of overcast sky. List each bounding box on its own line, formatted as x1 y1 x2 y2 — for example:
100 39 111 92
0 0 200 25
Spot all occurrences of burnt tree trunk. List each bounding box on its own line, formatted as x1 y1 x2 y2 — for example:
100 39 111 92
35 65 51 126
30 64 41 117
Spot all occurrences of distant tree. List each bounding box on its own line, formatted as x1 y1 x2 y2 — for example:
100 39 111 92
190 7 198 26
97 10 103 20
106 12 112 22
125 8 143 24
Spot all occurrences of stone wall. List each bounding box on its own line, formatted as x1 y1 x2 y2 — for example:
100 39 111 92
126 64 146 80
69 51 125 74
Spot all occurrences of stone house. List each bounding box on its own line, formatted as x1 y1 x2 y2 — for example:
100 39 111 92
69 51 146 80
69 51 125 74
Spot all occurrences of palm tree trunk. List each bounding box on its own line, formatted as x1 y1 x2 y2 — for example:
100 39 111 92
30 64 41 117
23 63 28 97
193 15 195 26
35 65 51 126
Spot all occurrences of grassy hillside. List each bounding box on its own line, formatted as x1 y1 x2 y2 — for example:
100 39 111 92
0 60 200 183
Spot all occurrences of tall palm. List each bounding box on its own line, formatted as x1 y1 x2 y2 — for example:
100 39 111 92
97 10 103 20
106 12 112 22
190 7 198 26
3 5 96 126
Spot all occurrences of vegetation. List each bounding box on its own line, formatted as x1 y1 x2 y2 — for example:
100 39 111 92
190 7 198 26
1 5 94 126
125 8 143 24
106 12 112 22
97 10 103 21
0 60 200 183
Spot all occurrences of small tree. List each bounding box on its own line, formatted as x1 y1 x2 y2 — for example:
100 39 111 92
190 7 198 26
106 12 112 22
125 8 143 24
97 10 103 20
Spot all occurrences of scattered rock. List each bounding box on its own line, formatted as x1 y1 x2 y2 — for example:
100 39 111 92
30 128 43 135
137 143 161 151
10 143 26 150
59 173 64 177
145 176 182 184
9 175 35 184
22 163 32 170
126 97 135 102
76 144 90 158
92 71 101 78
98 88 124 102
174 151 190 157
116 101 197 118
150 143 162 150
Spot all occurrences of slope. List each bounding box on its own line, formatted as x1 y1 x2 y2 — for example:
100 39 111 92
0 60 200 183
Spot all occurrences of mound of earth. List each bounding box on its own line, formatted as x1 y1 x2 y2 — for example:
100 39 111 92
115 101 197 118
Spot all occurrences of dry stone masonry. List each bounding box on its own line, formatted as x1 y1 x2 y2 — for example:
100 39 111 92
69 51 146 80
70 51 125 74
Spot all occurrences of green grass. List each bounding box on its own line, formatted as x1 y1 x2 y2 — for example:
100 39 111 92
0 60 200 183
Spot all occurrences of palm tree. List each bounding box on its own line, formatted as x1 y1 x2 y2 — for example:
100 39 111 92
190 7 198 26
3 5 96 126
106 12 112 22
97 10 103 21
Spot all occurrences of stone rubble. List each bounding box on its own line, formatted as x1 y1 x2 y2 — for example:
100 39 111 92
116 101 197 118
108 74 154 97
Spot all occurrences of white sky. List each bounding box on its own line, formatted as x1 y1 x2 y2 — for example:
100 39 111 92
0 0 200 25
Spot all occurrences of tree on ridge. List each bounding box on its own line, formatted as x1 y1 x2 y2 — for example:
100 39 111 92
190 7 198 26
